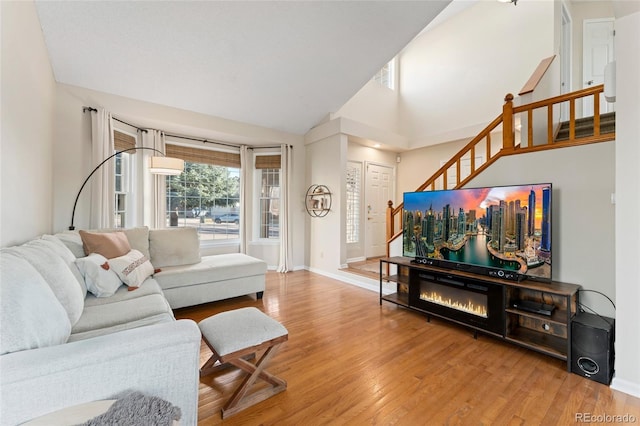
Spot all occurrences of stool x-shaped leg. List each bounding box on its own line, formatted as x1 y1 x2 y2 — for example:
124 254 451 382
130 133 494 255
202 334 288 419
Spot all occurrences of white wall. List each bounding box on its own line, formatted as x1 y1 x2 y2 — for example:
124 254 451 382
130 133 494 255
53 84 307 269
1 1 57 246
612 7 640 399
306 134 346 272
333 79 401 136
399 0 556 149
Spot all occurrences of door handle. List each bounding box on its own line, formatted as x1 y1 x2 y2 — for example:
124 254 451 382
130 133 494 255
585 80 594 85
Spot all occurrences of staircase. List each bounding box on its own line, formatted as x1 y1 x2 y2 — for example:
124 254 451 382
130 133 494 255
385 85 616 256
555 112 616 142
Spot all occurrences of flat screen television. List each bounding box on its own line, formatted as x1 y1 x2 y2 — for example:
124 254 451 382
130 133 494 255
402 183 552 281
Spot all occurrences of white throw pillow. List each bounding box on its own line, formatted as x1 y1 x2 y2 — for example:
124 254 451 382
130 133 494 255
109 249 154 289
0 251 71 355
75 254 123 298
8 243 85 326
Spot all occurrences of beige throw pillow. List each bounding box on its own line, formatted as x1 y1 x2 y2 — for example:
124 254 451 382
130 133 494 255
79 230 131 259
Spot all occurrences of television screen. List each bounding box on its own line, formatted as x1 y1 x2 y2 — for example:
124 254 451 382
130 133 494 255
402 183 552 281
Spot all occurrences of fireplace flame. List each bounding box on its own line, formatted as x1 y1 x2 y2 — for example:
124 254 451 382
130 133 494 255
419 291 488 318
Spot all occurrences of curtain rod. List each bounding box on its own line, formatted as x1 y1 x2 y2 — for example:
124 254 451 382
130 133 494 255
83 106 292 150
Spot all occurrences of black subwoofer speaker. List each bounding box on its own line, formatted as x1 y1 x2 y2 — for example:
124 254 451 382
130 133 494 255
571 312 615 385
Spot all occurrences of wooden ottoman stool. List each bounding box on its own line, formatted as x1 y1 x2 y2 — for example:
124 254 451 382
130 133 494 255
198 307 288 418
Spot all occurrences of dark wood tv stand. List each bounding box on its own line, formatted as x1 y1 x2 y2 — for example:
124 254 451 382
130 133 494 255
379 257 580 371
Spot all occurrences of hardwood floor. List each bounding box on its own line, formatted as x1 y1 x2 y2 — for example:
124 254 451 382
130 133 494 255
174 270 640 425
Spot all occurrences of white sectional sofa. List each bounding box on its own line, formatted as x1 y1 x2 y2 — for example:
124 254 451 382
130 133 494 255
0 226 267 425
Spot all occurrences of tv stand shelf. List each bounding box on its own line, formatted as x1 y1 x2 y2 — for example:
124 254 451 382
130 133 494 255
379 257 580 371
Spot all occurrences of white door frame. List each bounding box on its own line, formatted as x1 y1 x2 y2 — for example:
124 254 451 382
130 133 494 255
582 18 615 117
560 3 572 121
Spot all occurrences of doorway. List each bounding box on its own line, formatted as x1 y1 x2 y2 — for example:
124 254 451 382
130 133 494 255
582 18 615 117
364 162 394 259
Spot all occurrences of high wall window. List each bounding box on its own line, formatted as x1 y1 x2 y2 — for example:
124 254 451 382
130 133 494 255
346 161 362 244
256 155 281 240
165 144 241 242
373 58 396 90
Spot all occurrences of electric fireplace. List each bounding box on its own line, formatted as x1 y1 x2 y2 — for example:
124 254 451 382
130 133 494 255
409 269 504 335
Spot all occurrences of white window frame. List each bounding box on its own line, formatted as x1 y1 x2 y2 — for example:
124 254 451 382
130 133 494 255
254 154 281 241
373 58 397 90
112 126 139 229
346 161 362 244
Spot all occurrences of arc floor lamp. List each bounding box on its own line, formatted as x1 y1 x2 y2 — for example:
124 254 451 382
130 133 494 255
69 147 184 230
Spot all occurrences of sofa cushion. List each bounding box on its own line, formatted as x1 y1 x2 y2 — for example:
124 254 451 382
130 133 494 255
70 293 173 339
149 228 201 268
39 235 87 296
6 243 85 326
84 279 164 308
53 231 85 258
153 253 267 290
109 249 154 288
75 253 123 298
0 252 71 354
79 230 131 259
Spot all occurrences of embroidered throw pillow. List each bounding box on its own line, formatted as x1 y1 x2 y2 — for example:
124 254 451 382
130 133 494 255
109 249 154 289
75 253 123 298
79 230 131 259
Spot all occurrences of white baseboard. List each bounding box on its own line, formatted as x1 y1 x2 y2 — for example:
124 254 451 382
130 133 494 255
611 377 640 398
305 266 396 295
346 256 366 264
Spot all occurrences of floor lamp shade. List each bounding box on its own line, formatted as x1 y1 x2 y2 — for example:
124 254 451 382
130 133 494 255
149 156 184 175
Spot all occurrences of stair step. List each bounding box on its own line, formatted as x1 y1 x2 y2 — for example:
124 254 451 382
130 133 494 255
555 112 615 141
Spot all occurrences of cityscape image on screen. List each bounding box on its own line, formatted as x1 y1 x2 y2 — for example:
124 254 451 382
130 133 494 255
402 183 552 280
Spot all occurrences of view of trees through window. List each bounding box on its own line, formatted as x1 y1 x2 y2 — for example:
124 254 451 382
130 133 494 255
166 162 240 241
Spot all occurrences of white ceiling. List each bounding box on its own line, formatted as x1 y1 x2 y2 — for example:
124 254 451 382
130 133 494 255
35 1 451 135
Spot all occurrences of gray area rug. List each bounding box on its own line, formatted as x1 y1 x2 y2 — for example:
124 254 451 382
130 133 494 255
78 391 181 426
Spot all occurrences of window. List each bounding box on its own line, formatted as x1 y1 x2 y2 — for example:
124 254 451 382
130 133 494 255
255 154 281 240
373 58 396 90
259 168 280 239
164 144 242 242
346 161 362 244
113 130 136 228
166 162 240 241
114 152 130 228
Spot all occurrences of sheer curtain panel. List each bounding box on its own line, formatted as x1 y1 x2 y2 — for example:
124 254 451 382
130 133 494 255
277 144 293 272
239 146 250 253
89 108 115 229
142 130 167 228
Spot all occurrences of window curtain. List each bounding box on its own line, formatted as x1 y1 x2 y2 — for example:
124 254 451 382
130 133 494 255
239 145 250 253
142 130 167 229
277 144 293 272
89 108 115 229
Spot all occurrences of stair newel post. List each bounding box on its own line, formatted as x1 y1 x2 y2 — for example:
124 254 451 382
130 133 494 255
502 93 515 151
386 200 394 258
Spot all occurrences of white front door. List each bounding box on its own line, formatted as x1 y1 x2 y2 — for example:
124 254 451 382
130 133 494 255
365 163 394 258
583 18 615 117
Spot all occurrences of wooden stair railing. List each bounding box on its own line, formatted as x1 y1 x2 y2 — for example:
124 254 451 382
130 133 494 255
386 84 615 256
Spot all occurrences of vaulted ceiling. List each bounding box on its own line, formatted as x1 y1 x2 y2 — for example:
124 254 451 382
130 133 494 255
35 1 451 135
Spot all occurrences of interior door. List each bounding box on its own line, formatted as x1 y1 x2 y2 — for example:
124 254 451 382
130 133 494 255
365 163 394 258
583 18 615 117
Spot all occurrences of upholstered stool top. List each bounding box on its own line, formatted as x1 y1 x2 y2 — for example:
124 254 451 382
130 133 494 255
198 307 288 357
